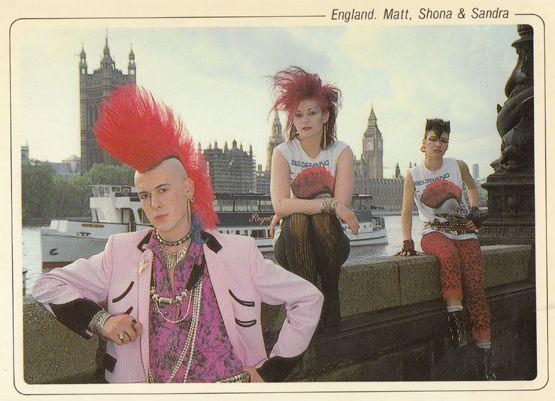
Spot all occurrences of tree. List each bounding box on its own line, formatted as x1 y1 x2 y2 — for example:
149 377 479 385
21 161 55 222
22 162 136 223
82 163 134 186
50 175 90 218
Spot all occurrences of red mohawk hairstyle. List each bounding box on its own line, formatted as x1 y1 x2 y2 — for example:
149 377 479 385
93 84 218 229
270 66 341 147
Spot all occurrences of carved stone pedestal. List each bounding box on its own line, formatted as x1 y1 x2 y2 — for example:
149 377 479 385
479 171 534 245
479 25 535 246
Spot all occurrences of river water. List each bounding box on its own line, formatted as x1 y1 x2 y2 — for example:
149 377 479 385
22 215 424 295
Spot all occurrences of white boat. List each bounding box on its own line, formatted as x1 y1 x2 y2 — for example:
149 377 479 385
40 185 387 268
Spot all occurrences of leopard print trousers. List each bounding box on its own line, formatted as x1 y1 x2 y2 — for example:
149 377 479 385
421 231 491 341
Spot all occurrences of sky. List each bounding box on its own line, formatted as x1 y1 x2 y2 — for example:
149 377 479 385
12 21 519 178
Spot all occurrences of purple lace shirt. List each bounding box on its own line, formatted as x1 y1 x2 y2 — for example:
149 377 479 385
147 223 244 383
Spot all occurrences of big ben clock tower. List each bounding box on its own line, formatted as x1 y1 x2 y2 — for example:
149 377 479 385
361 106 383 179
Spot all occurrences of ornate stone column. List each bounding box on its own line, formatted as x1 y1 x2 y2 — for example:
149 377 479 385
479 25 535 245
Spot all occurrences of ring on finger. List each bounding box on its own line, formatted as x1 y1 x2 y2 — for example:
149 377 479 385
117 332 125 342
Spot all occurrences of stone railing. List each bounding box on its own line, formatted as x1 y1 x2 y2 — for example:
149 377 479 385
23 245 534 383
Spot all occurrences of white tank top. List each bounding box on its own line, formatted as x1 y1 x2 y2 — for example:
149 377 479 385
410 158 477 240
274 138 349 198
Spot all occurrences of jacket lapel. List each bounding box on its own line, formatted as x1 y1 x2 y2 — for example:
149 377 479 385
136 247 153 380
203 240 239 359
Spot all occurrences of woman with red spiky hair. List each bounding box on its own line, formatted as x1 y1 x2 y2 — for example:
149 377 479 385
398 118 495 380
269 66 359 331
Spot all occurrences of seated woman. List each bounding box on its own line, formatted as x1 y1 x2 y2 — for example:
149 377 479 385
398 118 495 380
269 66 359 330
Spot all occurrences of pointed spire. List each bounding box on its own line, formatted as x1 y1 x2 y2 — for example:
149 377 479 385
395 162 401 179
79 42 87 74
249 144 253 156
368 104 377 123
103 32 110 55
129 43 135 59
101 31 114 69
271 111 283 142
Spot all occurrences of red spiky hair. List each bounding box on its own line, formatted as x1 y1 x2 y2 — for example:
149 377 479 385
270 66 341 145
93 84 218 229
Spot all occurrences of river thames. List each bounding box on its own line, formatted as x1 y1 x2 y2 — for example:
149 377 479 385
22 215 424 294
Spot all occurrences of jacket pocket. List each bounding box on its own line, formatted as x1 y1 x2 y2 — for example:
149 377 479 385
228 289 255 307
235 318 257 328
112 281 135 303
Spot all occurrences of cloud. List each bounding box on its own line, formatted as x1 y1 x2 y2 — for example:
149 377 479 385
14 23 520 178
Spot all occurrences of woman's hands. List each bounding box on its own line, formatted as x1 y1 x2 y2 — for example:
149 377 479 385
335 202 359 235
269 214 281 238
102 314 142 345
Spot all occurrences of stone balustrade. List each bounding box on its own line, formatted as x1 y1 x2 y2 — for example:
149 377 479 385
23 244 534 384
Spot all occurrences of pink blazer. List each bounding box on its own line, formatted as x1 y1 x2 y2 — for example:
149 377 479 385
33 229 323 383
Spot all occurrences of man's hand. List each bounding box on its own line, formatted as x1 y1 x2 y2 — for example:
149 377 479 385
102 314 142 345
335 203 360 235
243 366 265 382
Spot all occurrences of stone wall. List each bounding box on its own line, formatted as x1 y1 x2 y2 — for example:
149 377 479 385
23 245 535 383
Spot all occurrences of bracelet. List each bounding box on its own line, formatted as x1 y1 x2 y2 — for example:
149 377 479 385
320 198 337 214
89 309 112 337
396 239 418 256
330 199 337 214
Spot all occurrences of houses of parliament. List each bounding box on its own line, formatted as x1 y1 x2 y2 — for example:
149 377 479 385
78 39 403 213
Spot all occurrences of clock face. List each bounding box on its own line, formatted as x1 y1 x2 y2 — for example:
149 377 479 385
365 141 374 151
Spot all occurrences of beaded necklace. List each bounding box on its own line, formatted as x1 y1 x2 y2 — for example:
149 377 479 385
148 244 205 382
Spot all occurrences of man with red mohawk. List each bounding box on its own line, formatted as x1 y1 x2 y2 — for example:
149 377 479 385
33 84 323 383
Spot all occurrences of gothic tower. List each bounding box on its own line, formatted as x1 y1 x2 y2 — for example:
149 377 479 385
79 36 137 173
361 106 383 179
266 111 284 171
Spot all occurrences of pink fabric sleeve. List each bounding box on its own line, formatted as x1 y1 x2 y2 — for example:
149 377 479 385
246 237 323 359
32 234 115 313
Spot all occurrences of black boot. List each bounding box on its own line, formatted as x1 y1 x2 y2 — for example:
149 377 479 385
474 347 497 380
447 310 468 349
318 297 341 335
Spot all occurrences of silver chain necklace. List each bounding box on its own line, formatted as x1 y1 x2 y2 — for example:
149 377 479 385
148 277 203 383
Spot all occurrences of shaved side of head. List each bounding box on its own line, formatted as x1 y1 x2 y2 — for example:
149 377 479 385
134 157 187 186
